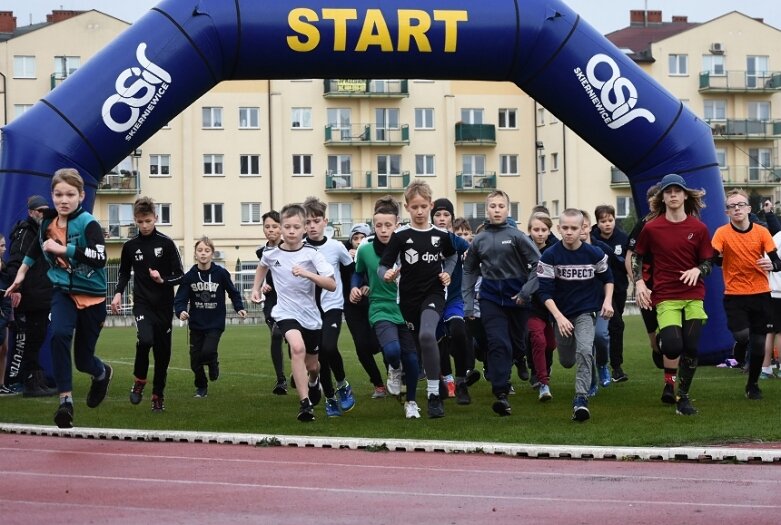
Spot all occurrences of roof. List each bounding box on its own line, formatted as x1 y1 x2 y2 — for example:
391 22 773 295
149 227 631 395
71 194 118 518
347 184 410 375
0 10 128 43
606 21 700 63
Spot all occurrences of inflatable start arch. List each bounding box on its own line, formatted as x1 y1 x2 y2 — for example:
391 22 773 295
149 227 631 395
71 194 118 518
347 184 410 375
0 0 732 362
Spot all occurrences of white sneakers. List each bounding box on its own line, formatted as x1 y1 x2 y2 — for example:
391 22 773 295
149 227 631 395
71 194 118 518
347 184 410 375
404 401 421 419
387 365 403 396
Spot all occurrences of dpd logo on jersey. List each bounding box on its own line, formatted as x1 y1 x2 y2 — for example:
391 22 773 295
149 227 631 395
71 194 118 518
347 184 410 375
404 248 419 264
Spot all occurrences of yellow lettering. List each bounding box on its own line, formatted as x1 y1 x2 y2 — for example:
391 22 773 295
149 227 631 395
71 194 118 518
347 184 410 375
322 8 358 52
434 10 468 53
355 9 393 52
397 10 432 52
287 8 320 52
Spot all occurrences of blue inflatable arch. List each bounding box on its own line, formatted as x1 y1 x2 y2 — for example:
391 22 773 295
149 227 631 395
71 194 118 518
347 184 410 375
0 0 731 362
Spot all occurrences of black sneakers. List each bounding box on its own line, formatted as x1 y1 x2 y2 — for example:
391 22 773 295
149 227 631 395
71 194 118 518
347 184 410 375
86 363 113 408
675 395 698 416
297 398 315 422
465 369 481 387
745 383 763 401
492 394 512 417
427 394 445 418
455 383 471 405
23 371 57 398
54 401 74 429
572 395 590 422
129 379 145 405
151 394 165 412
661 383 676 405
611 367 629 383
308 377 322 406
272 379 288 395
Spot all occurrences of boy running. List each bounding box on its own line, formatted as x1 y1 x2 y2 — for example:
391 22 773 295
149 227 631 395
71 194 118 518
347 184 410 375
112 197 183 412
537 209 614 422
711 188 781 400
633 174 714 416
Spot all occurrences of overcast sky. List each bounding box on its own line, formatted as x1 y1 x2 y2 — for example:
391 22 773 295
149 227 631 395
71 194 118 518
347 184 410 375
3 0 780 34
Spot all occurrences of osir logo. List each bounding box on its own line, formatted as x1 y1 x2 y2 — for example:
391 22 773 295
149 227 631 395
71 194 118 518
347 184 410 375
102 43 172 139
574 53 655 130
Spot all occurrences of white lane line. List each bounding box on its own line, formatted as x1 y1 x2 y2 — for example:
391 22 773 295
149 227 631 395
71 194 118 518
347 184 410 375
1 445 779 485
3 470 780 509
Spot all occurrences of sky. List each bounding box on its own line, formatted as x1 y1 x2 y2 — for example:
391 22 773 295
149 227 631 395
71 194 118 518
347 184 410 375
3 0 780 34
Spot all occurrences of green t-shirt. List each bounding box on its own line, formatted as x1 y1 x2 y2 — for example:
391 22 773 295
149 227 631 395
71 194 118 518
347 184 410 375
354 240 405 326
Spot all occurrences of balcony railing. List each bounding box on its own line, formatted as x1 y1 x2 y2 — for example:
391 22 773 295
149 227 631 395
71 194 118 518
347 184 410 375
324 123 410 146
708 119 781 140
610 166 630 187
455 172 497 192
720 165 781 186
323 79 409 98
699 71 781 92
97 220 138 243
97 171 140 194
326 171 410 192
454 123 496 146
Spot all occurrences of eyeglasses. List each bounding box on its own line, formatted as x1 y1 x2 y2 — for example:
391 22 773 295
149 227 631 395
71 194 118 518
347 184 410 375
725 203 749 210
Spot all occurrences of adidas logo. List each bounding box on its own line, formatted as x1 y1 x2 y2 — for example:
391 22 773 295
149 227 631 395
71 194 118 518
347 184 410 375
406 238 414 244
330 323 338 328
427 303 436 308
274 261 282 267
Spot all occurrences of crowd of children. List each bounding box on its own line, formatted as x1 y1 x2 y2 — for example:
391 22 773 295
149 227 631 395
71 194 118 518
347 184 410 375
4 170 779 427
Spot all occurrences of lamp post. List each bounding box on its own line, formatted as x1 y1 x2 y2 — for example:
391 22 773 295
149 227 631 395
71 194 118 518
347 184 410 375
131 148 142 194
535 141 545 205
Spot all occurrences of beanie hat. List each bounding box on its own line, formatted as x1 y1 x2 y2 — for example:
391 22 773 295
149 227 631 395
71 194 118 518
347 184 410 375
27 195 49 210
350 223 371 238
431 198 454 220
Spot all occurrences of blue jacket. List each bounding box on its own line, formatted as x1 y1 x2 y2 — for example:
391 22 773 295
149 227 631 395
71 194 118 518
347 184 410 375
23 207 106 296
174 263 245 331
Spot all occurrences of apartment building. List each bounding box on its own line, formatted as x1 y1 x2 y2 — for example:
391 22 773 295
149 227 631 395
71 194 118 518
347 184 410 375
2 8 779 271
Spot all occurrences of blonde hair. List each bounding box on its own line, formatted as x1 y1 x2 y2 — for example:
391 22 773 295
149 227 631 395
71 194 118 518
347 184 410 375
194 236 215 253
404 179 432 203
51 168 84 193
527 212 552 231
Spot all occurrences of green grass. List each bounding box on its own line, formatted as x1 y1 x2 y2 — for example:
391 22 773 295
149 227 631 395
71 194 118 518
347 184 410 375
2 316 780 447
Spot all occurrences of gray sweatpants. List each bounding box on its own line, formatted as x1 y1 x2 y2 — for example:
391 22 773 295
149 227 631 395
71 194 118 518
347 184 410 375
554 312 596 397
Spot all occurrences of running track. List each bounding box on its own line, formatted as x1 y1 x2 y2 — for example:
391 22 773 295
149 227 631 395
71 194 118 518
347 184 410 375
1 432 779 524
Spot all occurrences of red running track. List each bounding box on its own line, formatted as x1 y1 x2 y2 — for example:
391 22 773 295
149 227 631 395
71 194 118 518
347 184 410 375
1 433 779 524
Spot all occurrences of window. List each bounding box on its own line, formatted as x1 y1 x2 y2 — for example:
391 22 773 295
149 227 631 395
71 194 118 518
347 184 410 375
240 154 260 176
327 155 352 187
704 100 727 121
13 56 36 78
53 56 80 79
715 148 727 169
203 154 224 176
498 108 517 129
415 108 434 129
702 55 725 76
460 108 484 124
155 203 171 225
375 108 400 141
292 107 312 128
537 153 546 173
149 154 170 177
415 154 435 176
239 107 259 129
203 203 224 225
536 107 545 126
668 54 688 76
616 197 634 219
748 148 772 182
328 202 353 233
108 203 133 238
746 55 769 88
747 101 771 121
293 154 312 176
377 155 401 188
550 200 559 217
241 203 262 224
499 154 518 176
327 108 352 139
202 107 223 128
462 155 485 188
13 104 33 118
463 202 486 220
551 152 559 171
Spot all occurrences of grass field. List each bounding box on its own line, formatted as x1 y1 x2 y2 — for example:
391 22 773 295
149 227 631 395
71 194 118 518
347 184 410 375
2 315 780 447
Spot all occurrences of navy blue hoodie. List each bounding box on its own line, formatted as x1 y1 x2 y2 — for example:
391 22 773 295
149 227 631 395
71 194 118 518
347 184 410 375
174 263 245 331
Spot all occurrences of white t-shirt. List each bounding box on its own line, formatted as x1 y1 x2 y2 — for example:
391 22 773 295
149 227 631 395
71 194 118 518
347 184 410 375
306 237 353 312
769 231 781 298
260 244 334 330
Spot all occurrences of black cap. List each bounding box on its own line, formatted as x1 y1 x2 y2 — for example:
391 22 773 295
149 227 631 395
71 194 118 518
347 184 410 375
431 198 454 220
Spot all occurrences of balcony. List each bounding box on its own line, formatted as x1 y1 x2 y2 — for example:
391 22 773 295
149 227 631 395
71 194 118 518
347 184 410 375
720 165 781 187
708 119 781 140
699 71 781 93
323 79 409 98
454 123 496 146
325 171 410 193
324 123 409 146
455 172 497 192
97 171 140 194
98 220 138 243
610 166 630 188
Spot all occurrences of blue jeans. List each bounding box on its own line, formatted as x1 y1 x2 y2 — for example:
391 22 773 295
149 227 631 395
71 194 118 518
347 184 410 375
50 289 106 393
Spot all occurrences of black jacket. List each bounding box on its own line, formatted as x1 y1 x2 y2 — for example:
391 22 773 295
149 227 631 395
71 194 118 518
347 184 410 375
5 217 53 312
